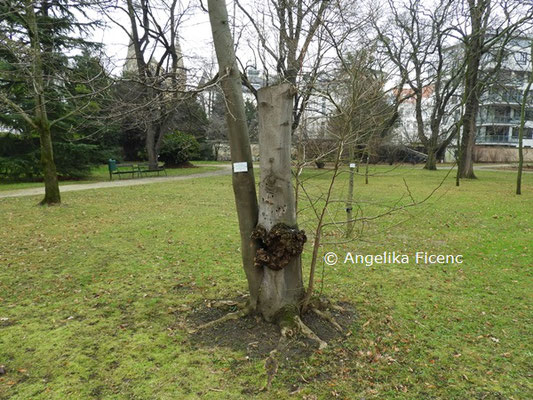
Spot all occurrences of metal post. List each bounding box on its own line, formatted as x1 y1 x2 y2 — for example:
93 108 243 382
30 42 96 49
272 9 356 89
346 163 355 237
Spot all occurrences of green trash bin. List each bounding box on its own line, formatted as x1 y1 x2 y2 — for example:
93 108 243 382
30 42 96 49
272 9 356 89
108 159 117 180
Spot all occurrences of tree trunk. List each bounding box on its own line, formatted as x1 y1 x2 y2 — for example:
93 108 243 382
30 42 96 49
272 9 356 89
207 0 262 308
517 117 524 196
459 101 478 179
458 1 484 180
38 120 61 205
255 84 304 322
26 0 60 205
146 124 158 169
517 43 533 194
424 146 437 170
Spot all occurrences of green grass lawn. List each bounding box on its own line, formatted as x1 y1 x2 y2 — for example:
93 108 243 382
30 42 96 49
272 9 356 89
0 165 531 399
0 162 221 192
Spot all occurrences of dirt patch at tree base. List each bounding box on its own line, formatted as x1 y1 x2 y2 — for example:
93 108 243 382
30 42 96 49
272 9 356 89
185 297 357 361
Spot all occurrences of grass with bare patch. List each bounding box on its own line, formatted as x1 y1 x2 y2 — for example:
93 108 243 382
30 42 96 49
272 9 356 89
0 165 531 399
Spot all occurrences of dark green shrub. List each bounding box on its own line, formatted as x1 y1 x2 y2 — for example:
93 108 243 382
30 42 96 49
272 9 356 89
0 134 116 181
0 154 41 180
159 131 200 166
53 142 107 179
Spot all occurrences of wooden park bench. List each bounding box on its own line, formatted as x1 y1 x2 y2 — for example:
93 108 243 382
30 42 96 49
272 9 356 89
137 162 167 177
108 160 139 180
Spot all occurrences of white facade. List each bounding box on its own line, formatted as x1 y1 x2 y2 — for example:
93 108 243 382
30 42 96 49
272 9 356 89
476 37 533 148
392 86 435 145
393 36 533 151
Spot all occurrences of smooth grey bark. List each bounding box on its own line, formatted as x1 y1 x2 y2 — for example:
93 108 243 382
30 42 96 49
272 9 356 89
256 84 304 321
207 0 262 308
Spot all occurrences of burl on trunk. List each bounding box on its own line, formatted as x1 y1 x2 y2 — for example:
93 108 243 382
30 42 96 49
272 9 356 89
253 84 306 322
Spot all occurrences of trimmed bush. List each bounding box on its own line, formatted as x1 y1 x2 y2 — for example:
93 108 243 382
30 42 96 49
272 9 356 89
159 131 200 166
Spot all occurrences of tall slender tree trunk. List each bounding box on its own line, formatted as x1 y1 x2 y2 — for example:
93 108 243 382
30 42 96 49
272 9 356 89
207 0 262 308
458 0 485 180
459 95 479 179
26 0 60 205
517 42 533 195
255 84 304 321
517 116 525 196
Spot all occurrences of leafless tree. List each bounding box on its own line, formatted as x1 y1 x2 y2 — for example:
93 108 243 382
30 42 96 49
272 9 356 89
374 0 466 170
102 0 194 169
452 0 533 179
299 48 397 310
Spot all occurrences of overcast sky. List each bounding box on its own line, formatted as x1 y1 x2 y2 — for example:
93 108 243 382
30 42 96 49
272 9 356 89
90 2 246 80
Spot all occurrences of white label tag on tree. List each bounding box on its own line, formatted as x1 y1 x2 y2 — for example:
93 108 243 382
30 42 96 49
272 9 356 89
349 163 356 168
233 162 248 173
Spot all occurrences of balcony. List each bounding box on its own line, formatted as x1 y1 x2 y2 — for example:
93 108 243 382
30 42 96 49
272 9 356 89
476 135 519 144
478 116 519 124
483 93 522 104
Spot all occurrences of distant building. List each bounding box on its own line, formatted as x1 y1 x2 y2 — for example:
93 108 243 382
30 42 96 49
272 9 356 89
394 35 533 162
123 38 187 89
476 36 533 148
242 67 265 103
245 68 265 91
392 86 435 145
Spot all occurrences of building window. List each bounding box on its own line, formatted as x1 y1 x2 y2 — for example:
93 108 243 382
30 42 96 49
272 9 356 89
493 106 511 123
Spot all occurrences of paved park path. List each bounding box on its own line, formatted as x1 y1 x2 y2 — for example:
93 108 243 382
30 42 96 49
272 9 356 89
474 164 532 173
0 164 231 200
1 163 529 200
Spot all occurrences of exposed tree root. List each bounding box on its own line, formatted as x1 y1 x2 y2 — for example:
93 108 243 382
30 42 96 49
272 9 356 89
310 307 343 333
261 349 279 391
293 315 328 349
277 305 328 350
188 304 252 334
260 312 326 391
189 299 352 392
313 296 347 313
207 299 247 309
329 303 346 313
